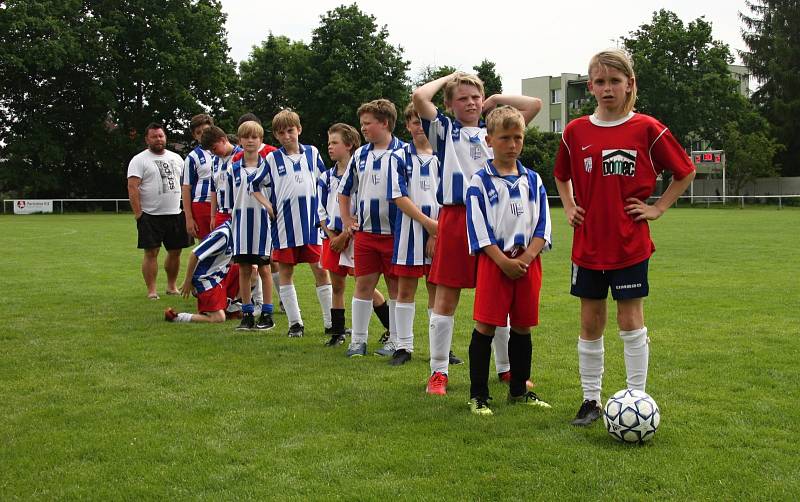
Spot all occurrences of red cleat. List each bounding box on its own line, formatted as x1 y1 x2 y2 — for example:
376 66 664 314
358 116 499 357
498 371 534 390
164 308 178 322
426 371 448 395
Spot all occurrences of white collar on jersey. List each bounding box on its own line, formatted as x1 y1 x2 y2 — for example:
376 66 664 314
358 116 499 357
589 111 635 127
484 160 527 188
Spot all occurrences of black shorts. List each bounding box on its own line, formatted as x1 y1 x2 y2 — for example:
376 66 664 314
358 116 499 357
136 212 193 250
570 259 649 300
233 254 270 266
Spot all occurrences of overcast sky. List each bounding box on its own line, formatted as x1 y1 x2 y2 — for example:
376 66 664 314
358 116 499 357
220 0 751 94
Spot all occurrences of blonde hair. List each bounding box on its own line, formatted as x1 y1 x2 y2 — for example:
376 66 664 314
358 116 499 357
443 72 485 104
588 49 638 115
237 120 264 140
357 99 397 132
485 106 526 135
272 108 301 132
328 123 361 155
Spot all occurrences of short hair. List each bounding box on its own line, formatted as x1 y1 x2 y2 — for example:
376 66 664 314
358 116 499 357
237 120 264 139
328 123 361 154
227 134 238 145
200 126 227 150
144 122 164 136
357 99 397 132
403 101 420 123
588 49 638 115
486 106 526 135
237 112 261 127
189 114 214 133
443 72 485 104
272 109 301 132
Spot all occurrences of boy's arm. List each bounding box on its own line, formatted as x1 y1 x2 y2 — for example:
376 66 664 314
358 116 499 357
338 195 356 232
180 252 200 298
625 169 695 221
413 72 456 120
182 157 198 237
394 196 437 237
482 244 528 280
555 178 585 228
483 94 542 124
252 191 275 220
127 176 143 219
520 177 552 265
518 237 547 267
209 192 218 232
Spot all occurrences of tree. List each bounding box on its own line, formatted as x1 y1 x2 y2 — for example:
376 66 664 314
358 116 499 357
473 59 503 97
740 0 800 176
297 4 410 153
519 128 562 194
238 34 311 138
412 64 458 113
623 9 743 146
0 0 239 198
720 105 781 194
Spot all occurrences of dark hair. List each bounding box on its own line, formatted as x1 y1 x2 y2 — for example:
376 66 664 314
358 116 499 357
227 134 238 145
144 122 164 136
200 126 228 150
237 113 262 126
189 113 214 133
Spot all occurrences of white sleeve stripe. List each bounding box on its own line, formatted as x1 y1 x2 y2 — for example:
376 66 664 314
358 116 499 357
648 127 669 177
560 133 571 156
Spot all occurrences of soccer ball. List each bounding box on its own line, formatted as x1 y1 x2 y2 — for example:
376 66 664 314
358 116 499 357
603 389 660 443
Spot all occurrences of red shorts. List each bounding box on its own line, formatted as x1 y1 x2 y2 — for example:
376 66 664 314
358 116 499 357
321 239 353 276
473 253 542 328
214 211 231 228
191 202 213 240
272 244 322 265
429 205 477 288
197 264 240 313
354 232 396 277
391 264 430 278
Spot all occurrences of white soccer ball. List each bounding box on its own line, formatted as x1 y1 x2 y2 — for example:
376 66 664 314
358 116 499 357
603 389 660 443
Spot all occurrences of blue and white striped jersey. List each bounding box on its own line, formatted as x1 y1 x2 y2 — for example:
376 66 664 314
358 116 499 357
211 149 236 213
338 137 406 235
317 164 354 235
182 145 215 203
192 221 234 293
422 109 492 206
391 144 441 266
225 155 272 256
253 144 326 249
465 160 552 256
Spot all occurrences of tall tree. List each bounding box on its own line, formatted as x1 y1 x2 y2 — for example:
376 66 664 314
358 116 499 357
238 34 311 139
412 64 458 113
740 0 800 175
473 59 503 97
297 4 411 152
623 9 742 146
0 0 239 198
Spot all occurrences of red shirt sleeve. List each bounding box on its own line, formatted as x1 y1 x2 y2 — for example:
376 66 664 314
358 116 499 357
650 128 695 180
553 130 572 182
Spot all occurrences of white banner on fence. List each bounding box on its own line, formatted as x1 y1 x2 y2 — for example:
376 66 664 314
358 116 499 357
13 199 53 214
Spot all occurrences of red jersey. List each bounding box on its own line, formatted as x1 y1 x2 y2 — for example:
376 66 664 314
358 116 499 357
554 112 695 270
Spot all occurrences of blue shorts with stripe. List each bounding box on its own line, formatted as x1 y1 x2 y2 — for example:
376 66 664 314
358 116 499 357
569 259 649 300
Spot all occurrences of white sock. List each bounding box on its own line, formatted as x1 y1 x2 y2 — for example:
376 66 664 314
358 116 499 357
493 324 510 373
387 299 398 345
395 302 415 352
177 312 193 323
316 284 333 328
279 284 303 326
578 337 605 403
429 313 454 374
251 275 263 305
272 272 281 300
620 327 649 391
351 297 373 345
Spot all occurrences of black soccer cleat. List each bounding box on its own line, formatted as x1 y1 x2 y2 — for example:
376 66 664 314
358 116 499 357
448 351 464 365
255 312 275 330
388 349 412 366
571 399 602 426
236 313 255 331
324 334 346 347
287 323 305 338
378 329 390 344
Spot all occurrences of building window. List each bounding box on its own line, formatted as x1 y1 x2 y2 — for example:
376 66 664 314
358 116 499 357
550 89 562 104
552 119 562 133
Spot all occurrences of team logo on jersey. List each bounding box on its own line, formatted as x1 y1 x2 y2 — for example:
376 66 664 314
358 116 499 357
358 159 368 171
295 174 304 184
371 173 381 185
602 149 637 177
487 187 498 204
419 179 431 191
470 144 483 160
277 163 287 176
510 201 525 217
584 157 593 173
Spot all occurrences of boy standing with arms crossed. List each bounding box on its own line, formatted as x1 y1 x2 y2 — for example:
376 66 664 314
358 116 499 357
338 99 406 357
465 107 552 415
253 109 332 338
413 72 542 394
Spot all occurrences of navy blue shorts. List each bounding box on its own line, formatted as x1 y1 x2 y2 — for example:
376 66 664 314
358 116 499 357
233 254 270 266
570 259 649 300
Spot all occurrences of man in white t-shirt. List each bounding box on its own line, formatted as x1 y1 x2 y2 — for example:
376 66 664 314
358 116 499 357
127 122 192 299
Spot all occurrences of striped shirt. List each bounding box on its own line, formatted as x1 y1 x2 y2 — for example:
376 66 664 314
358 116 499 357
192 221 234 293
253 144 327 249
466 160 552 255
338 137 406 235
226 154 272 256
422 108 492 206
182 145 215 203
317 164 353 235
391 143 441 266
211 151 235 213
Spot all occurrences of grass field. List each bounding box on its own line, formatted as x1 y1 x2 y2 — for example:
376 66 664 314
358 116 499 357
1 208 799 500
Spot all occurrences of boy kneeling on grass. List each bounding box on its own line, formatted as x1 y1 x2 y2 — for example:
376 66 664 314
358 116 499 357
464 106 553 416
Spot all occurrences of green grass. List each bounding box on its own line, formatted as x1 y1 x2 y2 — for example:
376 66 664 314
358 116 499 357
1 209 799 500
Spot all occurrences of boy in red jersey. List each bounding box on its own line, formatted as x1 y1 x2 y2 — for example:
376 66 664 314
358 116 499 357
554 49 695 426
